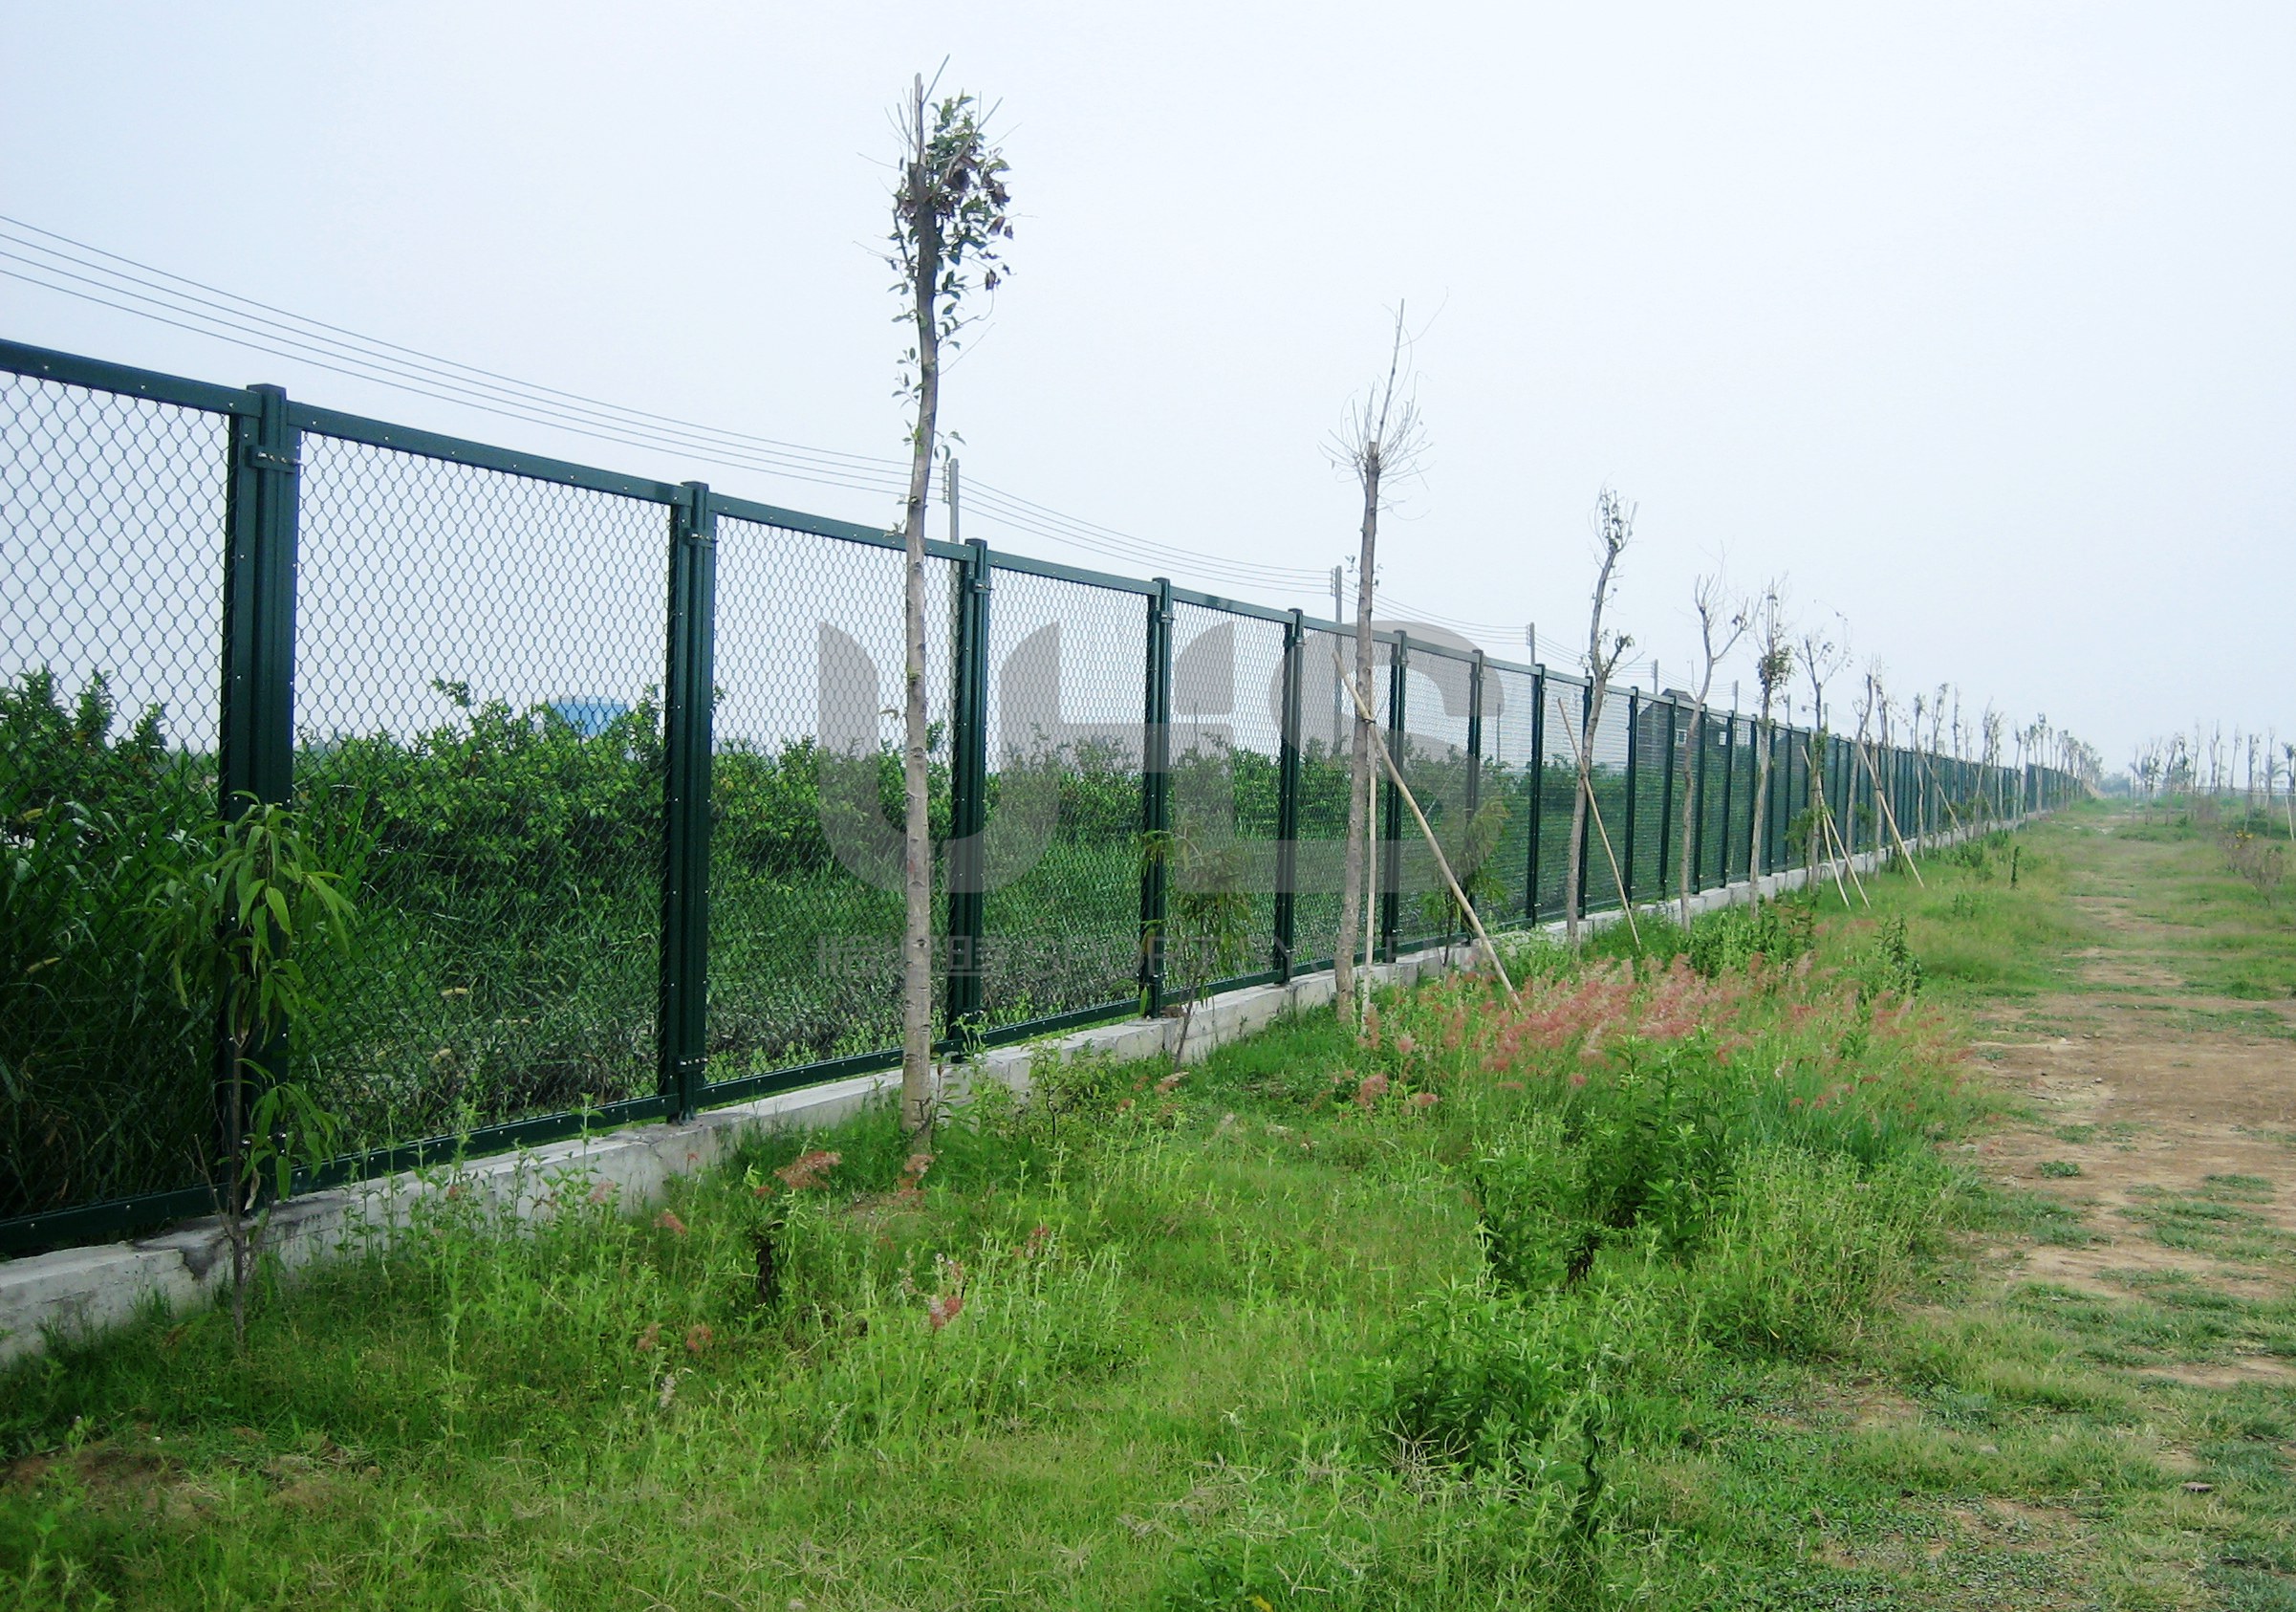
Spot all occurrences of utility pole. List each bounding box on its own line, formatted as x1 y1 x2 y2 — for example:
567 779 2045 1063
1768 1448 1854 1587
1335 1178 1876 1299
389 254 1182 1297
1332 565 1346 747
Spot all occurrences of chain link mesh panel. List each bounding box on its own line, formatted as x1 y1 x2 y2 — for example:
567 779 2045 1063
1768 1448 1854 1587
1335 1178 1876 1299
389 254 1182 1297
1535 673 1579 920
1290 624 1364 969
980 566 1145 1023
1480 663 1536 928
1169 603 1283 988
1582 686 1630 913
707 519 955 1081
292 435 671 1155
2 377 227 1217
1392 643 1477 950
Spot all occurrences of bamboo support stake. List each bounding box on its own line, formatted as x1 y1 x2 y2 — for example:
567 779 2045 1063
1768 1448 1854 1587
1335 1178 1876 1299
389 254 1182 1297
1855 739 1926 886
1823 797 1871 907
1550 687 1642 950
1802 737 1859 908
1336 662 1519 1002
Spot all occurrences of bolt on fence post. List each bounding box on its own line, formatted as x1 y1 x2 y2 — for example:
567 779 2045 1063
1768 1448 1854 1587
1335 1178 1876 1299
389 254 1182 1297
1526 667 1545 926
1137 578 1174 1015
1380 632 1408 961
658 482 716 1122
1272 611 1305 981
218 381 301 1160
945 538 992 1040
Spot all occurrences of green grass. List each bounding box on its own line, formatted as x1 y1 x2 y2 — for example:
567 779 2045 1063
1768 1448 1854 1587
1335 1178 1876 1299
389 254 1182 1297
6 801 2294 1608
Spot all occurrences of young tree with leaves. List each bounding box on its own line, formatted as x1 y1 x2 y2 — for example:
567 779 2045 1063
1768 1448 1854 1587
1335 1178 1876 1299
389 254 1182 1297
152 799 359 1353
1797 623 1849 872
888 74 1011 1132
1331 306 1424 1017
1679 571 1749 926
1564 489 1635 945
1746 579 1791 895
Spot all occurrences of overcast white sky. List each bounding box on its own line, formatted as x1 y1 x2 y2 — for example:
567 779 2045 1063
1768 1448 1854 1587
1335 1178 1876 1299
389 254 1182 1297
4 2 2290 769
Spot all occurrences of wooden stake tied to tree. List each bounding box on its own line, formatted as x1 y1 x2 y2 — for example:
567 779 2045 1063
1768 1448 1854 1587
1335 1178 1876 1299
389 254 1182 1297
1330 305 1425 1020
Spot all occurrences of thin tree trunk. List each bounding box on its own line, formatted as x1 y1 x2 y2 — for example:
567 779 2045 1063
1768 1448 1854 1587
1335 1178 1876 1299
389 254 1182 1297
1747 706 1772 900
1679 700 1706 929
1565 694 1590 944
898 124 942 1135
1334 462 1378 1013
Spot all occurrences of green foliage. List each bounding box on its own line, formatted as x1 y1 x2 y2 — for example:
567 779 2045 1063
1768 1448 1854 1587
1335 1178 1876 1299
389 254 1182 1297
146 795 363 1347
2 671 213 1216
1851 913 1925 1001
1684 897 1815 978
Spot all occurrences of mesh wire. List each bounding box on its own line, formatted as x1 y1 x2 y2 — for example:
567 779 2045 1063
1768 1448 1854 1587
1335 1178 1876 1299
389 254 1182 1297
1391 643 1476 949
1169 603 1283 987
980 566 1145 1022
1 378 227 1216
292 434 671 1153
707 518 954 1080
1581 686 1630 913
1480 664 1536 928
1534 673 1579 920
1291 624 1374 969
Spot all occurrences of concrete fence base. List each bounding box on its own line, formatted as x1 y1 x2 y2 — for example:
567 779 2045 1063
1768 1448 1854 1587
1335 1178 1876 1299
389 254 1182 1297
0 815 2018 1366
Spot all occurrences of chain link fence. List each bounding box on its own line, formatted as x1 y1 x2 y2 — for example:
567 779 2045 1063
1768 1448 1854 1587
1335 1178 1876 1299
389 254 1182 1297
0 338 2073 1252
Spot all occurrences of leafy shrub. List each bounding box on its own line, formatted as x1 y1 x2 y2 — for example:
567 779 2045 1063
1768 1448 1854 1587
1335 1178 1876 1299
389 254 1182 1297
1 671 212 1215
1689 1147 1944 1355
1685 898 1814 978
1851 914 1925 1001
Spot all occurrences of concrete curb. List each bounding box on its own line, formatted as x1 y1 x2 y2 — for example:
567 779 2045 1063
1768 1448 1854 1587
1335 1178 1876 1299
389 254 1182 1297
0 816 2015 1366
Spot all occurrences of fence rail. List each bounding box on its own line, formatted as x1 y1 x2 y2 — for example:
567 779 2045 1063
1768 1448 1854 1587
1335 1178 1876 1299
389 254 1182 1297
0 337 2079 1254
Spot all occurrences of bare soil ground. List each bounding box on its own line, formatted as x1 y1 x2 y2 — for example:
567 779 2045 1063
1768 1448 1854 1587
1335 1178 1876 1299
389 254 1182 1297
1966 833 2296 1384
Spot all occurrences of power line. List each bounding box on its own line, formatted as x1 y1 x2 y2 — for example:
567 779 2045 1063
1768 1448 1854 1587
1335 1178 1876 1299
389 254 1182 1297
0 215 1332 597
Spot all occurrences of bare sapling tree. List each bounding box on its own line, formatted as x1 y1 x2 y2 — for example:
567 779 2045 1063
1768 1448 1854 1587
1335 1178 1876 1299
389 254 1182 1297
1796 624 1849 876
1564 488 1635 945
1331 305 1425 1019
1746 580 1791 897
889 74 1012 1132
1679 571 1750 926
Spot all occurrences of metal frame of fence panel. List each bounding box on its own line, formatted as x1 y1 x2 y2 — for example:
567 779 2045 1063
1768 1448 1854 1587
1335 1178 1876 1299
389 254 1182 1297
1168 599 1289 998
974 561 1154 1029
1391 637 1480 953
289 419 682 1165
0 334 2087 1256
1583 683 1631 914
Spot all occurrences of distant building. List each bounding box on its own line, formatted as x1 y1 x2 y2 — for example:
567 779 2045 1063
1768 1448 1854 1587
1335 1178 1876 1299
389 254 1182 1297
550 696 630 737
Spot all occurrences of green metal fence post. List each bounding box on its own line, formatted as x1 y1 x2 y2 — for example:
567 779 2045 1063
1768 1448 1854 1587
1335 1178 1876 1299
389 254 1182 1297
220 383 298 814
945 538 992 1037
1272 610 1305 981
1527 668 1545 926
1138 578 1174 1014
1380 633 1408 961
218 382 302 1159
1464 649 1485 934
1690 708 1709 892
659 482 717 1122
1657 697 1677 897
1720 712 1738 885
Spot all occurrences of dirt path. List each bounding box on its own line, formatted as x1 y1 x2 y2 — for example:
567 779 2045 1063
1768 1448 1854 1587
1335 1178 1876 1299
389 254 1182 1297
1965 829 2296 1381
